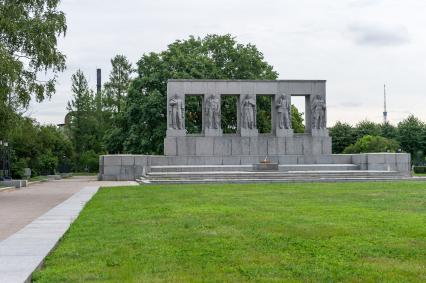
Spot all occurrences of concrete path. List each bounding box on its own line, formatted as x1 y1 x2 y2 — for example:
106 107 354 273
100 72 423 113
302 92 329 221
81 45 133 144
0 176 134 241
0 176 137 283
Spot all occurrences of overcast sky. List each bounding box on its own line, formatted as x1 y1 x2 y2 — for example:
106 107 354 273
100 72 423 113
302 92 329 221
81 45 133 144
29 0 426 126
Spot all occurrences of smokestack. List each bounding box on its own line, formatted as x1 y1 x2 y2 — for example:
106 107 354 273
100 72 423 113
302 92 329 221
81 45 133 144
96 68 101 93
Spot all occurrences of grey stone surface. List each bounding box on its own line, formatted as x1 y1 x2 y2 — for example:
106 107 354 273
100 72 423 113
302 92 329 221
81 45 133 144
99 152 412 181
196 137 214 156
253 163 279 171
276 129 294 137
0 186 99 283
0 180 27 189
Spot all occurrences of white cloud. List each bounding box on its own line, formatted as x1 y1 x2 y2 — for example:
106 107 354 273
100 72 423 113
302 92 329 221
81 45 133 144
347 23 410 46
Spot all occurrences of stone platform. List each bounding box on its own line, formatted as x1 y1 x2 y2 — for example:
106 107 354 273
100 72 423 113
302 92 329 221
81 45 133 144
164 134 331 156
98 153 411 181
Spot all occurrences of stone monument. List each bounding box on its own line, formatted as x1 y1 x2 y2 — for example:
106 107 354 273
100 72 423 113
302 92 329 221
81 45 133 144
164 79 332 156
99 79 411 181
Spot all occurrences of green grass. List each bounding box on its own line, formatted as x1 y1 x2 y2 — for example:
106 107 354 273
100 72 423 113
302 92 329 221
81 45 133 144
29 176 49 182
33 182 426 282
72 172 98 176
414 173 426 177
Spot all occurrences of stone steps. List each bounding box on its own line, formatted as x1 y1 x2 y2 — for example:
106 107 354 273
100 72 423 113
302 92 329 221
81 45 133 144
139 170 409 184
148 164 360 173
137 176 412 185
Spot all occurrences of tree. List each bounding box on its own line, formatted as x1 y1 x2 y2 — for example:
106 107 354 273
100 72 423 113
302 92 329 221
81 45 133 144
397 115 426 158
110 34 279 154
380 122 398 140
329 122 356 154
354 120 381 140
66 70 102 155
0 0 66 117
343 135 399 154
103 55 133 113
291 105 305 133
9 117 73 177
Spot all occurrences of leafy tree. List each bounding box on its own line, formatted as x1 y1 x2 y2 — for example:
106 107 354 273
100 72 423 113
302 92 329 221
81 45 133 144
66 70 102 155
111 34 279 154
380 122 398 140
104 55 133 113
38 150 58 175
329 122 356 154
343 135 399 154
78 150 99 172
9 117 73 177
355 120 381 140
397 115 426 158
0 0 66 130
291 105 304 133
256 96 272 134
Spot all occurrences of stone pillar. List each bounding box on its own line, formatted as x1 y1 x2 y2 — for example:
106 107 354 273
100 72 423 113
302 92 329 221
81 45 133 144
166 93 186 137
310 94 328 136
204 94 223 136
240 94 258 136
274 93 294 137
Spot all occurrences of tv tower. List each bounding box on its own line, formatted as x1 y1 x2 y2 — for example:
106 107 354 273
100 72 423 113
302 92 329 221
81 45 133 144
383 84 388 123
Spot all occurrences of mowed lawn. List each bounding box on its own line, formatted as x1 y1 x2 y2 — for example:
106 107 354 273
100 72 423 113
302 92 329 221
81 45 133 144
33 182 426 282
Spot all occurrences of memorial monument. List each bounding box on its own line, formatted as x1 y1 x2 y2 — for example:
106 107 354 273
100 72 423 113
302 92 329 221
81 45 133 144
99 79 411 182
164 80 331 156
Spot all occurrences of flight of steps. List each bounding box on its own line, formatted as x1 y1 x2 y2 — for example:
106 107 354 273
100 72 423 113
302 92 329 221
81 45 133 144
136 164 410 184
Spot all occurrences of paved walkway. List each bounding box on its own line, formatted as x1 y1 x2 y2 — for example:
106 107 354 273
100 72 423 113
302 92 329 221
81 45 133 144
0 176 137 283
0 176 135 241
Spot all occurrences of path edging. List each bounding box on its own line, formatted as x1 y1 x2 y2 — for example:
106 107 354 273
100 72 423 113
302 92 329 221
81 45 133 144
0 186 99 283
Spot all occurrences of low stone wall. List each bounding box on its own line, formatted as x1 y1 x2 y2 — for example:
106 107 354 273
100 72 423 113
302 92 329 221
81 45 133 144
98 153 411 181
0 180 27 189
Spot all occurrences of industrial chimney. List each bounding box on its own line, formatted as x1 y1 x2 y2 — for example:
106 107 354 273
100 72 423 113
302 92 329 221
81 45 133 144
96 68 102 93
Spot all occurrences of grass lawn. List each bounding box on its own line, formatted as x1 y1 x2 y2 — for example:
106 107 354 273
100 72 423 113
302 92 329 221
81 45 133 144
72 172 98 176
33 182 426 282
414 173 426 177
29 176 49 182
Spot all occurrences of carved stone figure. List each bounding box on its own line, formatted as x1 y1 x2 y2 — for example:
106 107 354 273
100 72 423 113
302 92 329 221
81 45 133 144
169 95 184 130
276 94 291 129
241 95 256 129
311 94 326 129
205 94 220 129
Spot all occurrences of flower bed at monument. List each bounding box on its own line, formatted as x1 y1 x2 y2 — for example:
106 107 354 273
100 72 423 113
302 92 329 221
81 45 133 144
33 182 426 282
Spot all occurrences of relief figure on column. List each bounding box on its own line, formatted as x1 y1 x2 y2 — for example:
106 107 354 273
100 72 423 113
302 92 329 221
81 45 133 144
205 94 220 129
169 94 184 130
276 93 291 129
311 94 326 129
241 94 256 129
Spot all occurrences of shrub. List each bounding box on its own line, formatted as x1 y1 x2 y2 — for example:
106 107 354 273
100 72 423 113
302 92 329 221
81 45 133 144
11 158 28 179
79 150 99 173
343 135 400 154
38 151 59 175
413 166 426 174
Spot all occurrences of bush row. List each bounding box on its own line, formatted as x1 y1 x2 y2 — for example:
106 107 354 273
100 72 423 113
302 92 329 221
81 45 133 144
413 166 426 174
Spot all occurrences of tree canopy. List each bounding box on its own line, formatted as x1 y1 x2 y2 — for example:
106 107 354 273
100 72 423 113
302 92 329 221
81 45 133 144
0 0 66 139
0 0 66 108
109 34 281 154
343 135 400 154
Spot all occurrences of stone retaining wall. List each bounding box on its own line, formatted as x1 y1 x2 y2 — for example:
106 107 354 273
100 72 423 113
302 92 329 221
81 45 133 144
98 153 411 181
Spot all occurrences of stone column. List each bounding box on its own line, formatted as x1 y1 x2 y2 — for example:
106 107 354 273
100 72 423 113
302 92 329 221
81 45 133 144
274 93 294 137
166 93 186 137
310 94 328 136
204 94 223 136
240 94 258 136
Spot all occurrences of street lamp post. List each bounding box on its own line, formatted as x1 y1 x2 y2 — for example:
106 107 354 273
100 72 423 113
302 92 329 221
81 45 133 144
0 140 3 180
0 141 11 180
